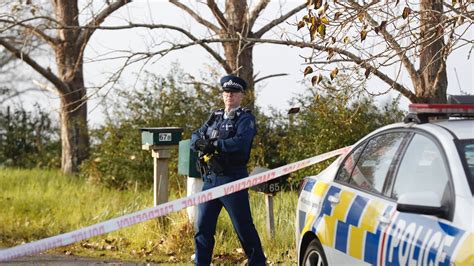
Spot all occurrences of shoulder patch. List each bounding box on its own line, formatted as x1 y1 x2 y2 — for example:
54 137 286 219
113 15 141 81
213 109 224 116
241 107 251 113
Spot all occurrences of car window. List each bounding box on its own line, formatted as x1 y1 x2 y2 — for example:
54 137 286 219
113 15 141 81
336 132 406 194
458 140 474 194
392 134 449 201
335 142 366 184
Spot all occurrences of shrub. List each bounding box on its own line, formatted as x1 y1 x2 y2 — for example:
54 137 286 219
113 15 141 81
0 104 60 168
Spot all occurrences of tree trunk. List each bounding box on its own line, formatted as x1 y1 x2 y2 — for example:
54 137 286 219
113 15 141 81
417 0 447 103
60 88 89 173
222 0 256 109
55 0 90 173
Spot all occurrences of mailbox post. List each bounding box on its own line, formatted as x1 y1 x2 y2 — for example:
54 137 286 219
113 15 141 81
250 167 281 237
141 127 183 206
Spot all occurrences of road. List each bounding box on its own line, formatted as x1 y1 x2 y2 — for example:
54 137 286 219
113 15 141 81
0 252 146 265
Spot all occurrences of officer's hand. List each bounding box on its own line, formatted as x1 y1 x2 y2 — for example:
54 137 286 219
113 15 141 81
195 139 215 154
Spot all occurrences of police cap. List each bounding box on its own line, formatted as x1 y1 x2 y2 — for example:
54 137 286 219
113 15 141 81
220 75 247 92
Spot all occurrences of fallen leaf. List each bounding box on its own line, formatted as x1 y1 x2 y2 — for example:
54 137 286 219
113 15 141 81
304 66 313 77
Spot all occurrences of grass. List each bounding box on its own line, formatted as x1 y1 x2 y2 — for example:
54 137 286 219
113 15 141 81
0 168 297 264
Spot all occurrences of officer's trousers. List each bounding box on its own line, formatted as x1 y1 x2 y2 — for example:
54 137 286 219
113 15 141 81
194 174 266 266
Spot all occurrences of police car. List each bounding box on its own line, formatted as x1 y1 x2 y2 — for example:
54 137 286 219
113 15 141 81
296 98 474 265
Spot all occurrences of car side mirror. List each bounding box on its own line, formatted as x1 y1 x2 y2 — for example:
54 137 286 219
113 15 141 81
396 192 449 219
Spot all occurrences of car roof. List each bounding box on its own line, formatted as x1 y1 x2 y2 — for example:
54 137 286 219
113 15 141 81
427 119 474 140
362 118 473 141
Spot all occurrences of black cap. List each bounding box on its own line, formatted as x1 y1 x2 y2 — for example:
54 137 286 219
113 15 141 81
220 75 247 92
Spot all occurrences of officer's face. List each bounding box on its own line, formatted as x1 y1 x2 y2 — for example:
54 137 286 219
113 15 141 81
223 91 243 111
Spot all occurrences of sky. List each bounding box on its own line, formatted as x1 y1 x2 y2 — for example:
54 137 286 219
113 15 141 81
7 1 474 127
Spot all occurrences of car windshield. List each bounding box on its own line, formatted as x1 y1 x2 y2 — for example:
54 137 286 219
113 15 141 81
459 140 474 195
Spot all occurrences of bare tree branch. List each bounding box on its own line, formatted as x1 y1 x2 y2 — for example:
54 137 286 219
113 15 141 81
246 37 417 102
254 3 306 38
443 2 474 22
77 0 131 49
95 23 232 73
0 19 58 47
169 0 221 33
248 0 270 30
254 72 288 84
348 0 422 93
0 38 67 94
207 0 228 30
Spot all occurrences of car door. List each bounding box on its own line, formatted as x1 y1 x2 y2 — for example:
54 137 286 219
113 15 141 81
381 132 467 266
317 131 408 265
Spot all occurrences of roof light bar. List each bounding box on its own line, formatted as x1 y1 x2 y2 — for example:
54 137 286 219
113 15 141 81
404 103 474 124
409 104 474 115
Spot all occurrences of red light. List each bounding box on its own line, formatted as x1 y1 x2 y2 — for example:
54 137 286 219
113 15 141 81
409 104 474 115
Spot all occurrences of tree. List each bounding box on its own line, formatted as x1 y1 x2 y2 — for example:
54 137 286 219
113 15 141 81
288 0 473 103
0 1 131 173
166 0 307 108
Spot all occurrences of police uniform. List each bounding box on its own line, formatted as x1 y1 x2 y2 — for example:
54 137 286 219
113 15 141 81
191 75 266 266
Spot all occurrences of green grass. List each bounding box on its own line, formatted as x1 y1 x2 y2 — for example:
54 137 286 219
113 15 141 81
0 168 297 264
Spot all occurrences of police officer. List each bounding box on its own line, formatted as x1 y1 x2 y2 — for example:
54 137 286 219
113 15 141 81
191 75 266 266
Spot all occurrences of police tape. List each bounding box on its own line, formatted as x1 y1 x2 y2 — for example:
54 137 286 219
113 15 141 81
0 146 351 261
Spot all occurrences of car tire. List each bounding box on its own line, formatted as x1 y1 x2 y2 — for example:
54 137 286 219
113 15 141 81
302 238 328 266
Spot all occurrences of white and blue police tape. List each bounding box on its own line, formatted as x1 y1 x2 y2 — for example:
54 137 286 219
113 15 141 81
0 146 351 261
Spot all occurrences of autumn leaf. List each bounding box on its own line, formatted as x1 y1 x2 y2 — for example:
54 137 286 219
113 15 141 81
402 7 411 19
317 24 326 38
320 16 329 25
360 29 367 41
303 15 311 23
311 74 323 86
343 36 350 44
452 0 457 5
297 21 305 30
374 20 387 34
334 12 342 20
326 48 335 60
304 66 313 77
330 68 339 80
437 25 443 36
364 67 371 78
310 24 317 41
358 12 365 22
330 36 336 44
314 0 323 9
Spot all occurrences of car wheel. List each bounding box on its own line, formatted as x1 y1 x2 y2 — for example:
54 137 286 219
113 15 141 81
302 238 328 266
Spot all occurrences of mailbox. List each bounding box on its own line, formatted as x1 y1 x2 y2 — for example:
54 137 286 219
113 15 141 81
141 127 183 146
250 167 285 194
178 139 201 178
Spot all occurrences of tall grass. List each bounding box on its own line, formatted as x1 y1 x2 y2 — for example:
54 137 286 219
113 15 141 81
0 168 297 264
